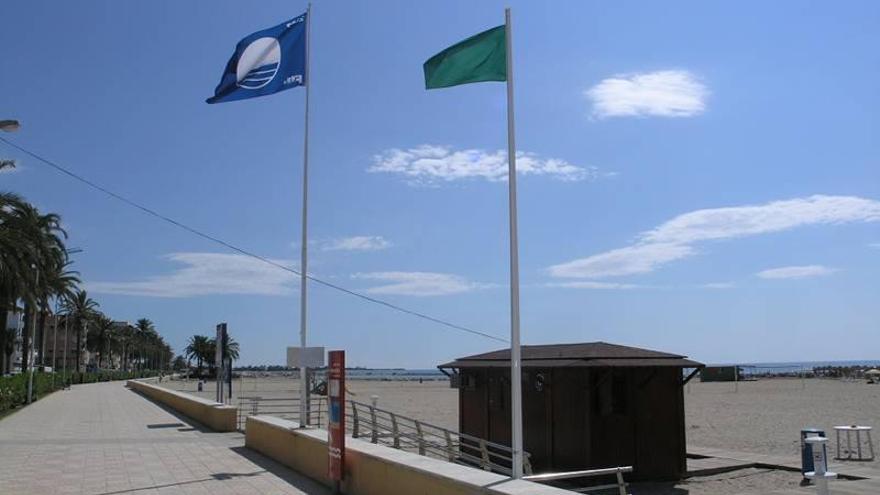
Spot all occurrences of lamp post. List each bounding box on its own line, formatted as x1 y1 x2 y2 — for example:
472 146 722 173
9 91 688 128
26 265 38 404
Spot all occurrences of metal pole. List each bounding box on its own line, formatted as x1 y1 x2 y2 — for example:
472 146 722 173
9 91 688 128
27 268 38 404
51 302 58 388
63 315 68 388
734 364 738 393
504 7 523 479
298 2 313 428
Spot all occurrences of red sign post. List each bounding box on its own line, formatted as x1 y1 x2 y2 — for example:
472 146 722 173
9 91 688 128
328 350 345 484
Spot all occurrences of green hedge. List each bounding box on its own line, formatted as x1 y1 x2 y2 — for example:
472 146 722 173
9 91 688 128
0 370 159 414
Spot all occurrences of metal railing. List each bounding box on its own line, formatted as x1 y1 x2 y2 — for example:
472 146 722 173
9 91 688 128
236 395 532 476
236 395 326 430
524 466 632 495
345 399 532 476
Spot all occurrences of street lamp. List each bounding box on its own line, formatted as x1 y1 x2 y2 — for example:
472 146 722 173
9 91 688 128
26 264 38 404
1 120 20 170
0 120 21 132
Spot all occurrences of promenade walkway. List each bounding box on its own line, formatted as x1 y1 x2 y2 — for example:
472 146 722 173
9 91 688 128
0 381 329 495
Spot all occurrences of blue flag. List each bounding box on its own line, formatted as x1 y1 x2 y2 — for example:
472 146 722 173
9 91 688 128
207 12 307 104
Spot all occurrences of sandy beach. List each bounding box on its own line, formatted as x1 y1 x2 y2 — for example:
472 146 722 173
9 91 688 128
160 375 878 494
685 378 880 463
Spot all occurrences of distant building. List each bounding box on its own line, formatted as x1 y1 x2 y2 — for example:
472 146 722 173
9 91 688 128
43 314 78 371
3 310 24 373
439 342 703 481
699 366 742 382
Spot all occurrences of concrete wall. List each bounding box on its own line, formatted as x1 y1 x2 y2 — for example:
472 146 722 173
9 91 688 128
126 379 237 432
246 415 576 495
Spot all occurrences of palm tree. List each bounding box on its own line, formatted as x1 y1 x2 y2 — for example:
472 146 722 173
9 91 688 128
36 263 79 366
63 289 98 373
88 314 114 369
118 324 135 371
207 336 240 378
0 194 70 373
219 336 240 362
171 355 187 372
134 318 156 370
185 335 211 377
0 193 28 373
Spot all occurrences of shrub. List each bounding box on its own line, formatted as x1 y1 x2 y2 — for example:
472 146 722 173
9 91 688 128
0 370 159 413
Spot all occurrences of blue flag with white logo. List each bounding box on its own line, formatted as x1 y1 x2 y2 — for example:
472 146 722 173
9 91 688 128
207 12 307 104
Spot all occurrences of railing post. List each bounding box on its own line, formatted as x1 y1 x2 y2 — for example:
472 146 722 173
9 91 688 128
391 412 400 449
616 468 626 495
351 400 360 438
445 430 455 462
415 420 425 455
479 439 491 471
370 404 378 444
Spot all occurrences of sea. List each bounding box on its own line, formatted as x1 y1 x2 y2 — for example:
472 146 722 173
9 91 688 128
346 369 447 381
239 361 880 381
735 360 880 376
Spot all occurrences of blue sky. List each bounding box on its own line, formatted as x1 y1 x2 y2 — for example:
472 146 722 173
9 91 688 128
2 1 879 368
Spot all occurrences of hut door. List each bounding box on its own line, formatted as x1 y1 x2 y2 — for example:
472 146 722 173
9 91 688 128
487 371 511 446
591 369 636 470
551 368 590 470
633 368 685 480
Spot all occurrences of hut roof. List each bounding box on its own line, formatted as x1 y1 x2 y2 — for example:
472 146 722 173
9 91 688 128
439 342 703 369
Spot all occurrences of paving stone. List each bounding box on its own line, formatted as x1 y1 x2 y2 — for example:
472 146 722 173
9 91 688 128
0 381 329 495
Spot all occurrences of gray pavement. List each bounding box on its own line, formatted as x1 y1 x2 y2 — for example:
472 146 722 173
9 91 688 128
0 381 329 495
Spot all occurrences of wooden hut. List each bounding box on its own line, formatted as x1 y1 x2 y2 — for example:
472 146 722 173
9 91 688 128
438 342 703 480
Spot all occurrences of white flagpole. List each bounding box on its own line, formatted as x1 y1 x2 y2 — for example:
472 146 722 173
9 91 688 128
504 7 524 479
298 2 312 427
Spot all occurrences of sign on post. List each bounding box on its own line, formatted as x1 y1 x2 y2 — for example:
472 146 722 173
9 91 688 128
328 350 345 483
215 323 227 403
286 346 326 368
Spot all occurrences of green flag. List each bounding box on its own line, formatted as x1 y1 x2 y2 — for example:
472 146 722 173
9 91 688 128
424 25 506 89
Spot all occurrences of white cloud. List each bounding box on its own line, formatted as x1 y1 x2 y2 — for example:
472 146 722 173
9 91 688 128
545 281 644 290
370 145 601 185
352 271 490 296
323 236 392 252
586 70 708 118
549 195 880 279
870 243 880 249
756 265 837 280
88 252 296 297
548 243 693 279
643 195 880 245
700 282 735 289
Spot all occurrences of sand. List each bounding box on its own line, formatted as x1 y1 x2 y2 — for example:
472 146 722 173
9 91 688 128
159 375 879 494
685 378 880 467
163 375 458 428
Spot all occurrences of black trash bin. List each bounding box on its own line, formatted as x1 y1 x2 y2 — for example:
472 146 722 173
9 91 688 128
801 428 826 474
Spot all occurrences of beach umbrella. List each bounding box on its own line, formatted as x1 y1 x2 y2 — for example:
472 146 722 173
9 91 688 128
865 369 880 376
